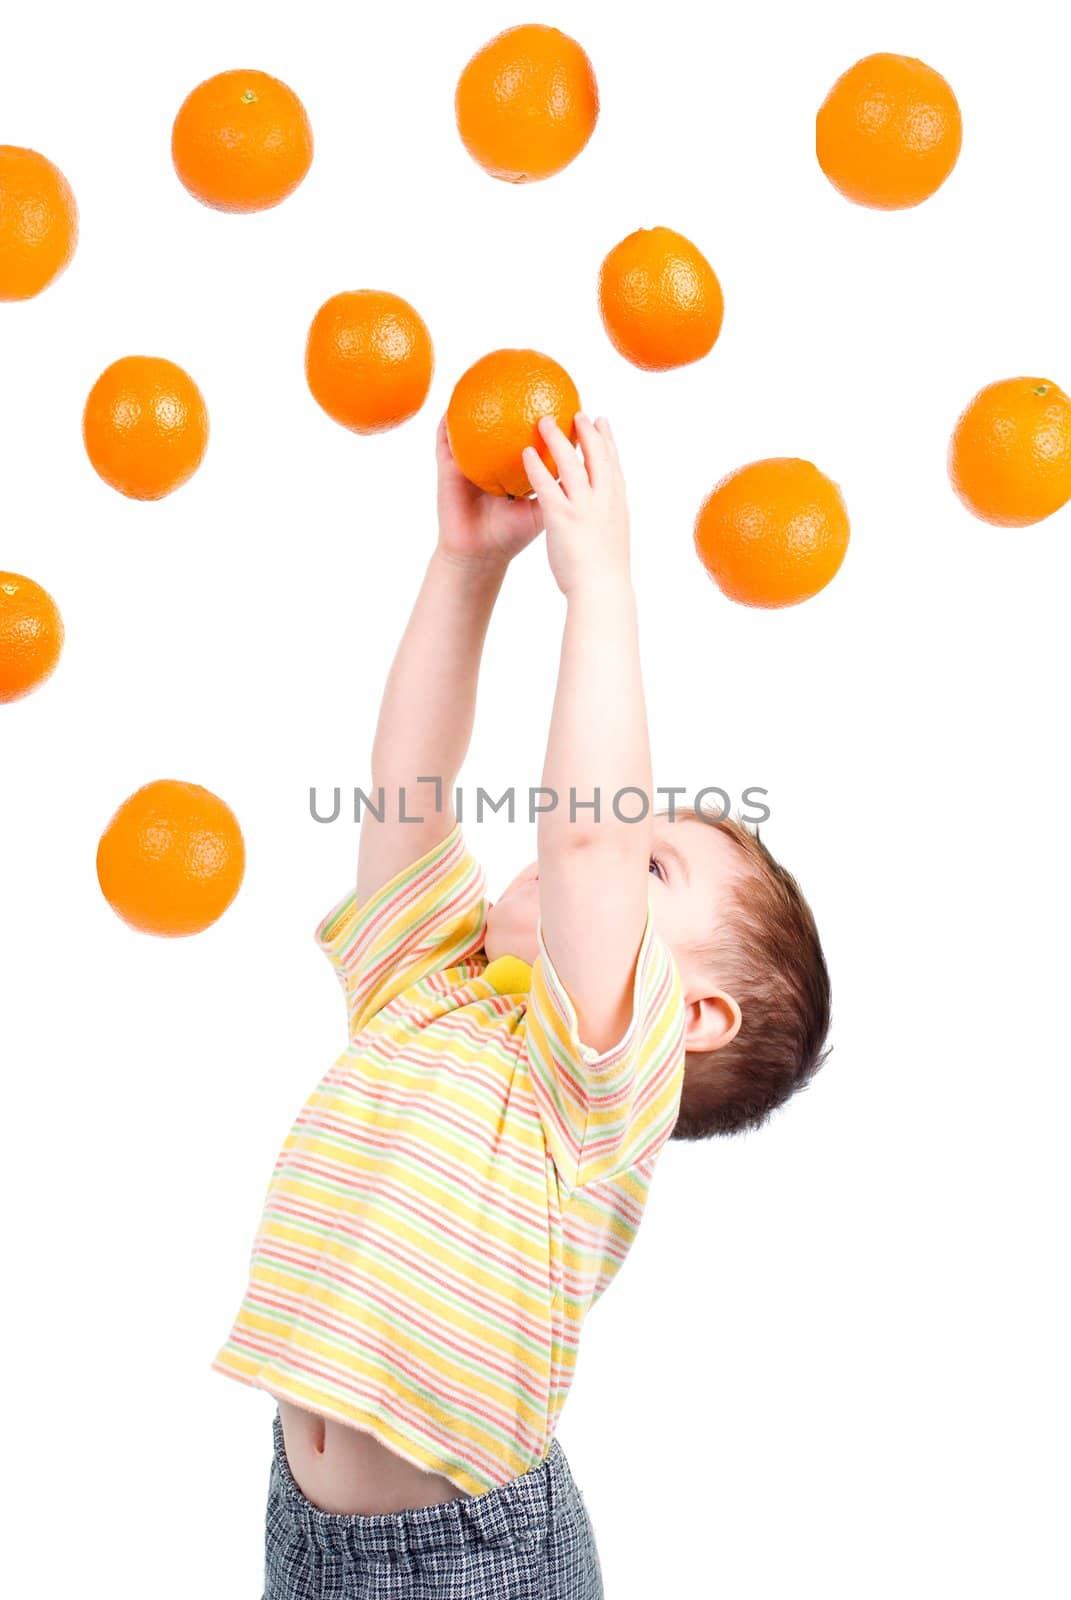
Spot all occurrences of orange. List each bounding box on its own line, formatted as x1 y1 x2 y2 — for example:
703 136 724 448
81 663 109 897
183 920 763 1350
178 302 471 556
948 377 1071 527
694 458 850 608
816 53 962 209
0 573 64 703
598 226 724 371
305 291 434 434
83 356 209 500
446 349 581 497
172 69 313 212
96 779 245 937
455 24 598 182
0 145 78 300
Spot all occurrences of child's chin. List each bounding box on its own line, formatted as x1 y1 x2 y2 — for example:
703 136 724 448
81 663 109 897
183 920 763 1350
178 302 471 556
485 913 536 965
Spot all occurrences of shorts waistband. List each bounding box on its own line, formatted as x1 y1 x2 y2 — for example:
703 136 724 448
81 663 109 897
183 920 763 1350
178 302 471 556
270 1408 571 1560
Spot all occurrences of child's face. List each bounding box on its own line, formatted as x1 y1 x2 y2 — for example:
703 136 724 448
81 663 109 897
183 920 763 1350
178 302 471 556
484 817 746 975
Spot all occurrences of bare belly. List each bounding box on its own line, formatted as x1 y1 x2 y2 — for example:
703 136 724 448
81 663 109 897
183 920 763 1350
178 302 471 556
277 1397 470 1514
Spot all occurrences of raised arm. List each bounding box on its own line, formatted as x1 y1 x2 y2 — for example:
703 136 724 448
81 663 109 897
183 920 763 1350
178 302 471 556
522 413 654 1055
356 416 544 905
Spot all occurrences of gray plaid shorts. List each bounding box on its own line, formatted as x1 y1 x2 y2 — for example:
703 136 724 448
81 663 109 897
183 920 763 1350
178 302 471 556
264 1408 605 1598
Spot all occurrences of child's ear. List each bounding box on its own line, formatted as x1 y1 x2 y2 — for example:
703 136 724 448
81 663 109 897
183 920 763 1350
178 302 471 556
684 990 742 1054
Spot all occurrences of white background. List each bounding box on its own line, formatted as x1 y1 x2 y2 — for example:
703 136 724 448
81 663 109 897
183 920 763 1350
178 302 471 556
2 1 1068 1595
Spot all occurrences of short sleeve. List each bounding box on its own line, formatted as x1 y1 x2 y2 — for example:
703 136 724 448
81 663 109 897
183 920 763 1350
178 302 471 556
315 822 488 1040
524 905 687 1191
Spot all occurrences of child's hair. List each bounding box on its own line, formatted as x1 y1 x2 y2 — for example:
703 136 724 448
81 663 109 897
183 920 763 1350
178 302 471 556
664 806 832 1138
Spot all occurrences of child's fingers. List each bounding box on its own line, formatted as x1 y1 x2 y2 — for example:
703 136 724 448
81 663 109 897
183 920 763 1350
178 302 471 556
522 444 565 506
574 412 608 487
594 415 620 466
500 493 545 547
536 415 588 499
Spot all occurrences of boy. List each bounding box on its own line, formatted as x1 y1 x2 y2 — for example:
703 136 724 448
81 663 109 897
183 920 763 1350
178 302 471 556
212 411 831 1597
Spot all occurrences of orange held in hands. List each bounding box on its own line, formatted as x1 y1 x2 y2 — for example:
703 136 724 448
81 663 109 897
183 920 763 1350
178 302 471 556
96 779 246 937
172 68 313 212
0 145 78 300
0 573 64 703
455 23 598 182
816 52 962 210
305 291 434 434
447 349 581 497
694 458 850 608
948 378 1071 527
598 226 724 371
83 356 209 500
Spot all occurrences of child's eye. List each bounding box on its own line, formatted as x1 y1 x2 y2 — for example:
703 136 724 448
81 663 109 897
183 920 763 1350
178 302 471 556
649 855 663 880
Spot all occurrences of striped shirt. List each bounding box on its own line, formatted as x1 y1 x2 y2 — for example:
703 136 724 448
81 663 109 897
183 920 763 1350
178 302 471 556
212 821 686 1496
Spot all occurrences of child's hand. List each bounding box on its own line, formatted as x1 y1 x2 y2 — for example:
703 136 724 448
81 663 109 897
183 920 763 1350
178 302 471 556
522 414 631 597
436 415 545 568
